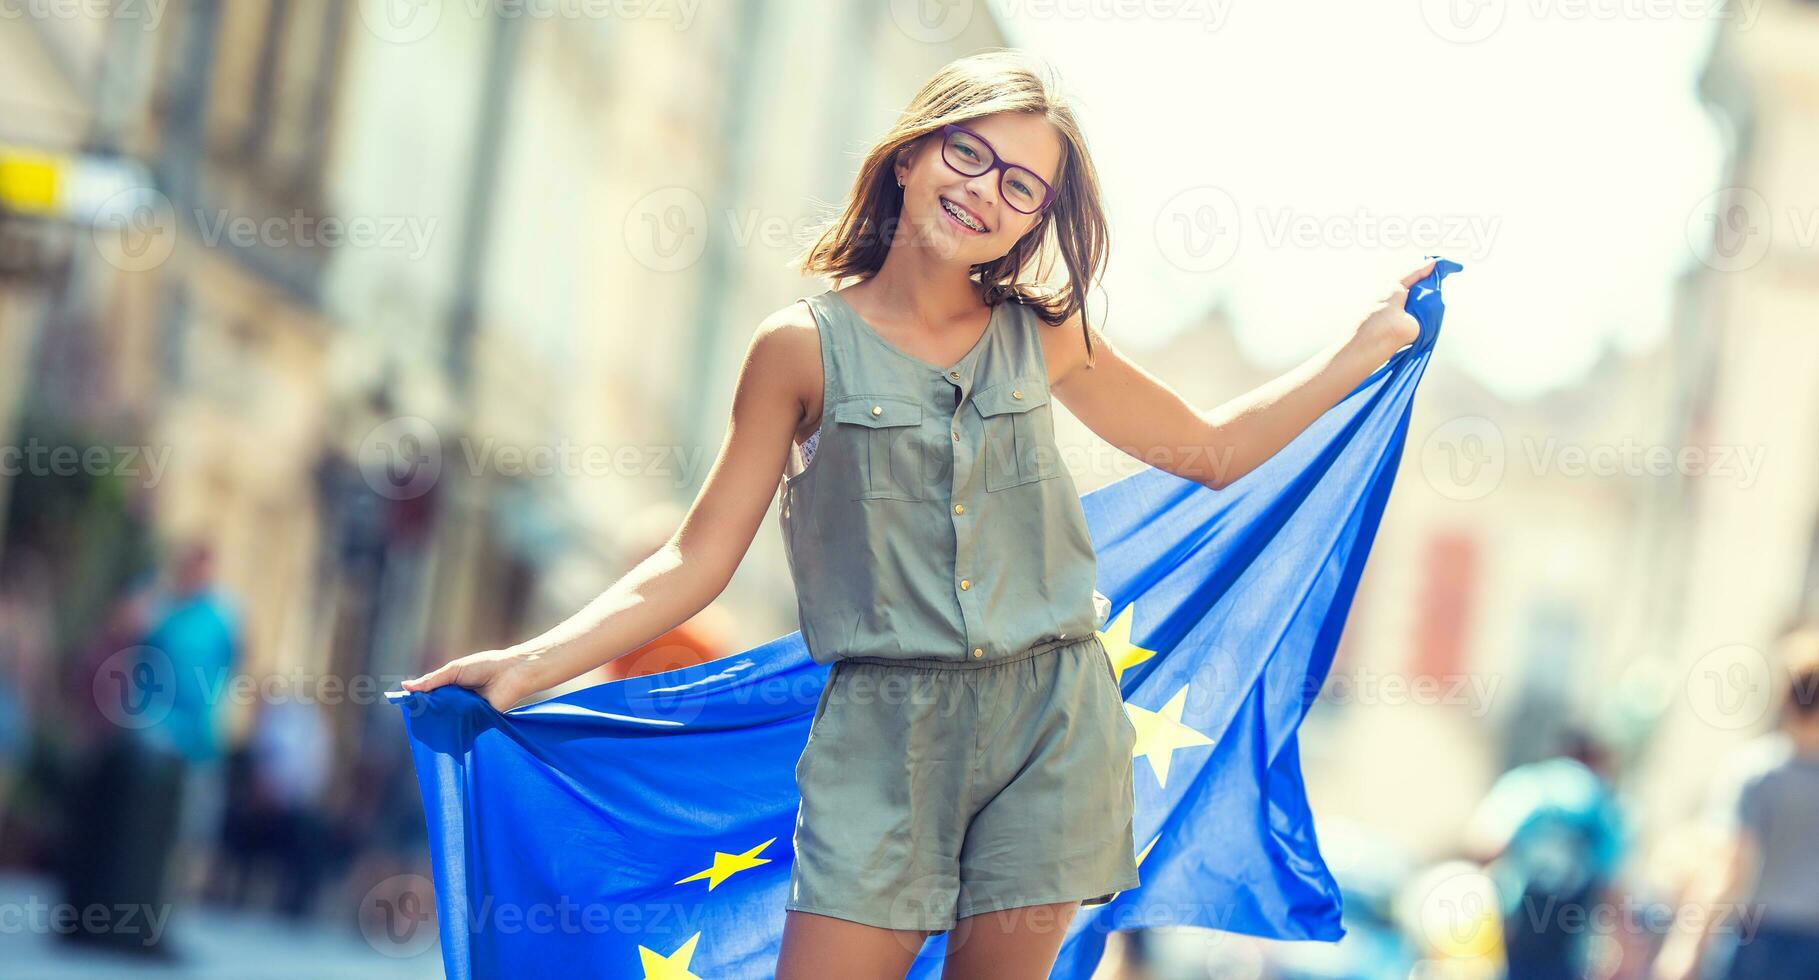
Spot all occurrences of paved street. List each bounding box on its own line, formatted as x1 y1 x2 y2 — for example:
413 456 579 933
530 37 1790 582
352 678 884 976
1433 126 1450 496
0 873 445 979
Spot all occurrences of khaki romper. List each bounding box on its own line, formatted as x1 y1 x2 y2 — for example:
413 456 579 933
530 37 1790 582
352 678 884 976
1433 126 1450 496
776 287 1141 932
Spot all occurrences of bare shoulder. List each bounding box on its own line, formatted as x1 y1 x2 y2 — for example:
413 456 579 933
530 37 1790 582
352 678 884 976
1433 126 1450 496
749 299 825 435
1035 301 1114 392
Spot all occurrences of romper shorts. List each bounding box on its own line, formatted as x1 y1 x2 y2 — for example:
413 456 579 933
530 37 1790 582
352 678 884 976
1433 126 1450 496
786 633 1143 933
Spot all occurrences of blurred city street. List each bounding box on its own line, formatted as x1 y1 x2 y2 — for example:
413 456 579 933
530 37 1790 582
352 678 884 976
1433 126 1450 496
0 873 442 979
1 0 1817 977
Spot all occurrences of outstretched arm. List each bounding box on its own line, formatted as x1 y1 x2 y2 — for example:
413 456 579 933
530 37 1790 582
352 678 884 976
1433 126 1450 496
401 308 814 710
1050 259 1434 490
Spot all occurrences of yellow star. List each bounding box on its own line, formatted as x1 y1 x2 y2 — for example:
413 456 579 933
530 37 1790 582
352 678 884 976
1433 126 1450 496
638 932 703 980
1096 604 1157 685
1128 685 1214 789
674 837 776 890
1136 833 1161 866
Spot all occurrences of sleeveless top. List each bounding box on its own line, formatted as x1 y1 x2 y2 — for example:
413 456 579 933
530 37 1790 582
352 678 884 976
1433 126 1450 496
776 287 1101 666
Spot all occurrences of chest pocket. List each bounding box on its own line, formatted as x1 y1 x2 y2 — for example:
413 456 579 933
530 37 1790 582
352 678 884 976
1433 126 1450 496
832 395 928 501
972 377 1061 491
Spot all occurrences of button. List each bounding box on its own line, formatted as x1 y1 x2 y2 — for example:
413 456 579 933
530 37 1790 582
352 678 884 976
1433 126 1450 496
959 579 970 590
1058 632 1067 639
871 405 882 416
949 371 962 381
952 430 959 440
971 648 983 658
1012 390 1023 399
953 503 964 515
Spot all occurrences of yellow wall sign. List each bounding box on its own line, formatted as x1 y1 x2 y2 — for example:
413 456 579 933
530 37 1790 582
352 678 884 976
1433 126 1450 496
0 148 64 215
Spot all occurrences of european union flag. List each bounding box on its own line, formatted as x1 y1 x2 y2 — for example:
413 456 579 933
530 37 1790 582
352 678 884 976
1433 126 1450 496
385 258 1463 979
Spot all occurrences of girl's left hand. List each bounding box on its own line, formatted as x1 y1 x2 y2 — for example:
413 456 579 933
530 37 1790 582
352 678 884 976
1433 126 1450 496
1355 258 1437 355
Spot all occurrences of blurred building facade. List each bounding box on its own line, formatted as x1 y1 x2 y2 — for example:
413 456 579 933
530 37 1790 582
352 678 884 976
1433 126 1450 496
1630 0 1819 840
0 15 170 692
0 1 1010 779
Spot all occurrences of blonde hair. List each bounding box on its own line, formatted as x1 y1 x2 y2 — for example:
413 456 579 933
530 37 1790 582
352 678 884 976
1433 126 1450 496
795 49 1108 367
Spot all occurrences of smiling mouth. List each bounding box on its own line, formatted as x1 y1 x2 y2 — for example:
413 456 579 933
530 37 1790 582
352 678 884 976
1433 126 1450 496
939 197 989 234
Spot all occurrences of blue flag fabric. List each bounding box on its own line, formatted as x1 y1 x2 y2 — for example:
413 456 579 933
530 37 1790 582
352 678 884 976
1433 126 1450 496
385 258 1462 979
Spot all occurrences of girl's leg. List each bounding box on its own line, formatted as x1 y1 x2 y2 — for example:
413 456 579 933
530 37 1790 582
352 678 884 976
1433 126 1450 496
775 908 932 980
939 900 1080 980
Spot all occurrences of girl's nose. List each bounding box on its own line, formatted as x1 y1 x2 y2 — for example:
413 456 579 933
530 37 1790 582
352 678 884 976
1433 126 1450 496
963 176 996 214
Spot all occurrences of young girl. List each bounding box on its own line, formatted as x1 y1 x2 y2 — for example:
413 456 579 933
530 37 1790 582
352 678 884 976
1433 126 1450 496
402 50 1432 979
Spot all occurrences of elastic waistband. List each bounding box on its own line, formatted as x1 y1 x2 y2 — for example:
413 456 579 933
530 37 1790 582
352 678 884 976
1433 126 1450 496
838 633 1099 671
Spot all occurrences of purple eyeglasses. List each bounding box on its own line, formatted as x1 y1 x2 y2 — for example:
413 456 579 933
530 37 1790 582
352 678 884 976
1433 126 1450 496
936 123 1055 214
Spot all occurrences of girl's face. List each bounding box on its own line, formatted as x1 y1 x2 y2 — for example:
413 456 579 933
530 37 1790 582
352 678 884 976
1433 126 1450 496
895 112 1062 265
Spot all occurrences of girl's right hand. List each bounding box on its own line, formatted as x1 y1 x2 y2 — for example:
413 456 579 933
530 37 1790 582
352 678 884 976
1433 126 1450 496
400 648 544 713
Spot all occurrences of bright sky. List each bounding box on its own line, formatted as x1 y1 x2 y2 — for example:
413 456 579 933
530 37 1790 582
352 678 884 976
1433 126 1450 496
995 0 1729 399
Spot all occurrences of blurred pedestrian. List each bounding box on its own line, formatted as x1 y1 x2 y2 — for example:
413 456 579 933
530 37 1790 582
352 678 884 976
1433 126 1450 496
215 699 333 918
1465 727 1628 980
1653 624 1819 980
336 733 430 926
1112 926 1158 980
0 557 53 837
51 570 183 956
138 539 244 900
256 699 332 918
62 582 155 755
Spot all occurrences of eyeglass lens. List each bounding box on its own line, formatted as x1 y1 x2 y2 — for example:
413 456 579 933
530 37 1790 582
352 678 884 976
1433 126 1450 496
942 129 1045 213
